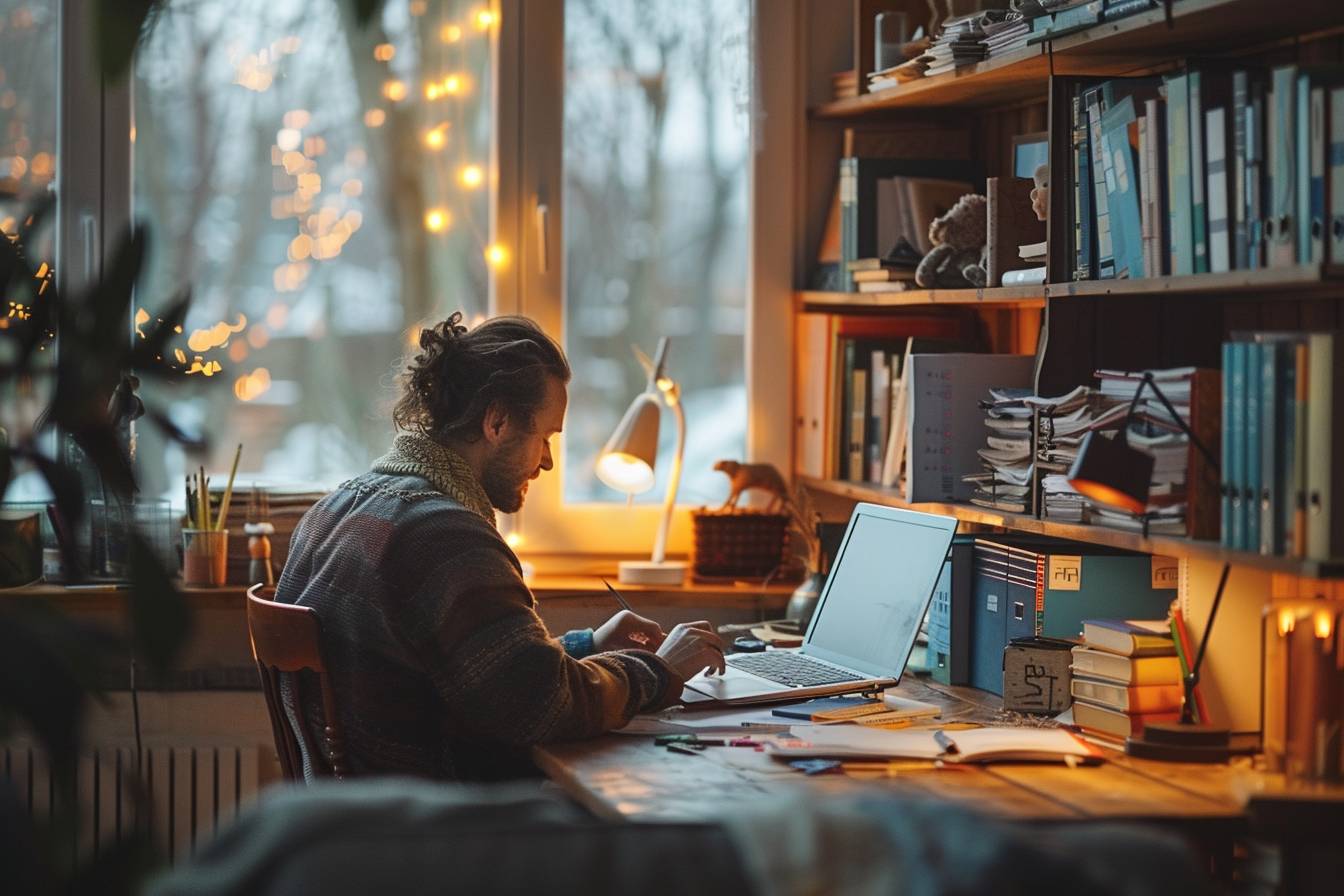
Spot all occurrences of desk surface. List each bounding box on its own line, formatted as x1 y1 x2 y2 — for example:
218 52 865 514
535 676 1336 826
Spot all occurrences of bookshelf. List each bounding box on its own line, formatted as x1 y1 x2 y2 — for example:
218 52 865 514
800 475 1344 579
793 0 1344 581
813 0 1343 116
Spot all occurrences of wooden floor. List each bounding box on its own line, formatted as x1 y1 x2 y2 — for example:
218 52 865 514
535 677 1327 827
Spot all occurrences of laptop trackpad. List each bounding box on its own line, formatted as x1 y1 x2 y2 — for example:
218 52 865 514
682 668 776 701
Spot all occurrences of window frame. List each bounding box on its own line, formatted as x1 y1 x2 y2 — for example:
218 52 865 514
492 0 798 562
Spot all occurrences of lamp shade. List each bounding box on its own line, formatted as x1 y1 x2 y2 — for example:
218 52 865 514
595 392 661 495
1066 429 1154 516
1069 429 1155 515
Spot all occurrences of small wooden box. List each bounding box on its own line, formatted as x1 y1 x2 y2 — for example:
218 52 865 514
1002 637 1075 714
691 509 789 580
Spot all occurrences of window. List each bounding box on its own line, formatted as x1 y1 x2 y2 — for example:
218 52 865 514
501 0 772 558
132 0 495 500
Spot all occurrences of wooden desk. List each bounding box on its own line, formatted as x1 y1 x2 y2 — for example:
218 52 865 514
534 676 1327 829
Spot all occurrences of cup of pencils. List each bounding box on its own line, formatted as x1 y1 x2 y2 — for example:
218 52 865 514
183 445 242 587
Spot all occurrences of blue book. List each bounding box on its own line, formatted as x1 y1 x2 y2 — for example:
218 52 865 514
1232 71 1250 270
771 695 874 720
1297 73 1313 263
1260 341 1282 555
1222 342 1244 549
1074 89 1095 280
1166 74 1194 275
1100 95 1144 278
1244 341 1262 550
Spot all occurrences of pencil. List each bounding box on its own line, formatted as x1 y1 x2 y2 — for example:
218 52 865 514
215 443 243 531
601 579 634 612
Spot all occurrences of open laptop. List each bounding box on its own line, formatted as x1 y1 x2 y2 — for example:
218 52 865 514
682 503 958 706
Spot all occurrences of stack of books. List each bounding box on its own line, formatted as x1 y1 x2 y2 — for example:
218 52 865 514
922 13 987 78
847 237 922 293
1070 619 1184 742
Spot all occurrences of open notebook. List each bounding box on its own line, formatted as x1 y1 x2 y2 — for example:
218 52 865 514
770 726 1102 764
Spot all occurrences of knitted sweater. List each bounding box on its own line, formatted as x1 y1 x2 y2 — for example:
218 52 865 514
275 436 682 781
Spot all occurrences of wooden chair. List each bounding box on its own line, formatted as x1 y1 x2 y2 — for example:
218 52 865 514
246 583 349 780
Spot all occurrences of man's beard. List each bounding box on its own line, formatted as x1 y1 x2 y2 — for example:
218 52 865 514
481 435 533 513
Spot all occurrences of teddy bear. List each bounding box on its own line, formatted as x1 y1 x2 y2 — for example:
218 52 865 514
914 193 988 288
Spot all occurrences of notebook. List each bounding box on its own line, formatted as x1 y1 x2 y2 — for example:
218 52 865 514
770 725 1102 763
681 503 957 706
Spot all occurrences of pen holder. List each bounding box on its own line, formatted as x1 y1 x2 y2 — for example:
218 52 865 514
182 528 229 587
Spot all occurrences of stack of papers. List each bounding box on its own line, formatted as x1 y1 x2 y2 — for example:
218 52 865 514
982 9 1032 58
964 387 1035 513
922 13 988 77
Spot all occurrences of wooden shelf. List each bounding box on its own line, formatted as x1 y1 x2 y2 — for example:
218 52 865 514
813 0 1343 117
798 286 1045 311
798 266 1340 313
1047 265 1341 298
799 475 1344 579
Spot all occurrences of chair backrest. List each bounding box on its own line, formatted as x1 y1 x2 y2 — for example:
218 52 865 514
246 583 349 780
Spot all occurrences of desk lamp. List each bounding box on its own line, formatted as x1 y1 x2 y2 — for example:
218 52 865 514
595 338 687 586
1066 371 1230 762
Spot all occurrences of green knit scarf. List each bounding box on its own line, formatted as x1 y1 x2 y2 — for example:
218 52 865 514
371 433 496 524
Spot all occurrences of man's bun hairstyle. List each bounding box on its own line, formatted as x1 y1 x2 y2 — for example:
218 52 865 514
393 311 570 444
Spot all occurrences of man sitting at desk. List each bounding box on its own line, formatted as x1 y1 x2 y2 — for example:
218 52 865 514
276 312 724 780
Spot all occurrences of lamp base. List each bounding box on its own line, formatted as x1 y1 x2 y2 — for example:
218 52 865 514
1124 721 1231 763
617 560 687 586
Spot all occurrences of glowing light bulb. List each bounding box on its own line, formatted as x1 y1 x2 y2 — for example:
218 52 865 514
373 43 395 62
424 82 441 100
425 209 451 233
424 126 448 150
474 8 496 29
1315 610 1335 640
442 74 463 95
382 79 407 102
484 244 508 267
440 23 463 43
458 165 484 188
364 108 386 128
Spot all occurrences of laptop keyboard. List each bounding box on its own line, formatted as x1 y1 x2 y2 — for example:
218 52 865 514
726 652 864 688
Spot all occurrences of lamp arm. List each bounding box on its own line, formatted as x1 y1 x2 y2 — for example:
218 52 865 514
1138 373 1220 472
650 389 685 565
1181 562 1230 724
649 337 671 391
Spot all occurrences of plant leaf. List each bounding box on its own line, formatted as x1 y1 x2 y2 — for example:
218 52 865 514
126 532 192 676
88 227 147 352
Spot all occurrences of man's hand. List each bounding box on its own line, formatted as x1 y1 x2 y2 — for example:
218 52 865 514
594 610 666 652
655 621 726 680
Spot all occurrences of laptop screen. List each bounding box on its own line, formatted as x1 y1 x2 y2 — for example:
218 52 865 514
803 507 956 680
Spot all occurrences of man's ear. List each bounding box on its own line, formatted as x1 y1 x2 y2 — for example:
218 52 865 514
481 402 510 445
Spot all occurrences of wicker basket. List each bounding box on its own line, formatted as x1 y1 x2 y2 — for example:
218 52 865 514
691 509 789 580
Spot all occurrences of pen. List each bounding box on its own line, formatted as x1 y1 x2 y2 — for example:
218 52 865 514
933 729 957 755
601 578 634 612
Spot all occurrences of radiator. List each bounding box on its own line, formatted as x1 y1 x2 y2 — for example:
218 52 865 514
3 741 262 865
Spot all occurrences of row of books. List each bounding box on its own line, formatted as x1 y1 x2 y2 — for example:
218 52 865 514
1069 66 1344 283
1070 618 1187 742
1220 331 1343 560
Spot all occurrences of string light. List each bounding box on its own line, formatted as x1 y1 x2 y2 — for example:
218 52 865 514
373 43 396 62
440 24 463 43
441 74 464 95
424 125 449 150
424 209 451 233
364 108 386 128
484 244 508 268
382 79 407 102
458 164 483 188
474 8 496 30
